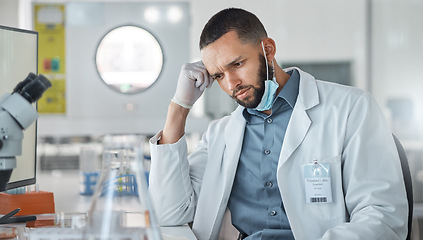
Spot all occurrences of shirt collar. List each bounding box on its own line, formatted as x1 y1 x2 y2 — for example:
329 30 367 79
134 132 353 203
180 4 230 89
278 68 299 109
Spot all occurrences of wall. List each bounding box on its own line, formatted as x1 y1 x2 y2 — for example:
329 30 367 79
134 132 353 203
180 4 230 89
32 1 213 137
0 0 19 28
372 0 423 140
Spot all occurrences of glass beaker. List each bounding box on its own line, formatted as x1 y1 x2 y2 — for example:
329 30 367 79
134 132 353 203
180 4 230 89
79 146 100 196
83 135 161 240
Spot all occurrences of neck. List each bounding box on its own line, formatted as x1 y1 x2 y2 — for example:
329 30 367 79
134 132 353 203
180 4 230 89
274 63 290 96
262 109 272 115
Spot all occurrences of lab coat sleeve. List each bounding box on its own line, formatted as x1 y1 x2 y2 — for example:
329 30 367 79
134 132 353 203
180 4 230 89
320 92 408 239
148 130 209 226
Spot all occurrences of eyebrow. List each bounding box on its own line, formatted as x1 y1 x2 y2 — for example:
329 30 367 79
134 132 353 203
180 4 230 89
210 56 243 78
225 56 243 68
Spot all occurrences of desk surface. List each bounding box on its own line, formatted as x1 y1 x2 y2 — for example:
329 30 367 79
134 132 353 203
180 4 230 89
36 170 197 240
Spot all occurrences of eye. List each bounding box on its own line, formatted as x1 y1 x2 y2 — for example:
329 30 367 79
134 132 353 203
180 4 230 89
213 74 223 81
234 61 243 67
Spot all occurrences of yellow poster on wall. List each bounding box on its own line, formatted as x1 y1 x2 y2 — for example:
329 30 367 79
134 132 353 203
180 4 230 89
34 4 66 114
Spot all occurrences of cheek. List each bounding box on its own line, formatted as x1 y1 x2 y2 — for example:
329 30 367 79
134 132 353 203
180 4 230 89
217 80 232 95
242 64 261 84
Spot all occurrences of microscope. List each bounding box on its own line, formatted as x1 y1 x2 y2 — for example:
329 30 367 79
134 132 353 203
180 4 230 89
0 73 51 191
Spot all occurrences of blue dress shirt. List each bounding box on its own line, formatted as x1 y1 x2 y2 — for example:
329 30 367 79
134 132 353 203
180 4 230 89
227 69 300 239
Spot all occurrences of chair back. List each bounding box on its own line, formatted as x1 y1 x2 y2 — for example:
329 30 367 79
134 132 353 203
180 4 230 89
393 134 413 240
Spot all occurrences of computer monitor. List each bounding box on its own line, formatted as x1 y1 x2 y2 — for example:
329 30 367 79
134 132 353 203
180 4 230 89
0 25 38 190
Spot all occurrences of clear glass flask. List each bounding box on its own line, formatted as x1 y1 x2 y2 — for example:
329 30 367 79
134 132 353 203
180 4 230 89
82 135 162 240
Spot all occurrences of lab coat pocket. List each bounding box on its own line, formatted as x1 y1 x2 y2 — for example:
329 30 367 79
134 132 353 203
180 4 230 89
304 155 345 222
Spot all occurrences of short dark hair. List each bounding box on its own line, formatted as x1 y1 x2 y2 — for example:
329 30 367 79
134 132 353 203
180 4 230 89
199 8 268 50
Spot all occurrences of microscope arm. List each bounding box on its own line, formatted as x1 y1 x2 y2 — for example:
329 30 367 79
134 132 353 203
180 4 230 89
0 93 37 162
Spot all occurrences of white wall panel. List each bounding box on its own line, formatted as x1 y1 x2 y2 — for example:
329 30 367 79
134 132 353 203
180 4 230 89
37 2 211 136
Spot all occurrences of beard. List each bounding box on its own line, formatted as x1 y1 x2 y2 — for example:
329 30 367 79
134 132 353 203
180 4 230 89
231 54 273 108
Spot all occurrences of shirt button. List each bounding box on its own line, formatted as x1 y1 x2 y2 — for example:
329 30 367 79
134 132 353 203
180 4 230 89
266 118 273 124
264 149 271 155
270 210 277 216
266 182 273 187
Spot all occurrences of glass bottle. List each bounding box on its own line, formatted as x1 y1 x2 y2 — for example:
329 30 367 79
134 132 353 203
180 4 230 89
82 135 161 240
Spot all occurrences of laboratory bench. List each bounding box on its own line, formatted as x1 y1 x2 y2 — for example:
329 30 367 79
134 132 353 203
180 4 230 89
29 170 197 240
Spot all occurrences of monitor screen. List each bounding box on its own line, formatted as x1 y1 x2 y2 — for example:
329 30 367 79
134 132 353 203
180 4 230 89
0 25 38 190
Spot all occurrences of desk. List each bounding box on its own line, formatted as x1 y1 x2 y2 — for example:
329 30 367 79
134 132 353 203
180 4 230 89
0 225 196 240
35 170 197 240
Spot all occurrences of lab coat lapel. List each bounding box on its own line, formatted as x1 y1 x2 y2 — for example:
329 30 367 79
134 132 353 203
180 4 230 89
278 68 319 168
278 104 311 167
223 108 246 186
208 107 246 239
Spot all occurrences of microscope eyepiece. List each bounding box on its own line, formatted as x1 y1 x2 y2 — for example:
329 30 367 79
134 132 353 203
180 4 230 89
12 72 37 94
15 73 52 103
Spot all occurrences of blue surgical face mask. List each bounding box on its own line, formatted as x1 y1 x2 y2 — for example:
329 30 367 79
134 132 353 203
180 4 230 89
254 41 279 111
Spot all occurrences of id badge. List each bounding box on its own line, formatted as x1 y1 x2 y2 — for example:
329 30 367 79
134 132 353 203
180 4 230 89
303 160 333 204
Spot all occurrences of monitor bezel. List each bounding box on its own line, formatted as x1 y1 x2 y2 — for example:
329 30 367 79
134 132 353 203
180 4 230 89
0 24 38 190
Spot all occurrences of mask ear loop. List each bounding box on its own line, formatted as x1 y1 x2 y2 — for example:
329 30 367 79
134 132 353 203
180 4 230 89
261 41 269 80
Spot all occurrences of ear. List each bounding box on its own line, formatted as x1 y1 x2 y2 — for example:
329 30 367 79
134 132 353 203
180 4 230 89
262 38 276 62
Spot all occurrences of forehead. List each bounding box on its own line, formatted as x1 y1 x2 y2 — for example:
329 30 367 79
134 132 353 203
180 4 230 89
201 31 260 71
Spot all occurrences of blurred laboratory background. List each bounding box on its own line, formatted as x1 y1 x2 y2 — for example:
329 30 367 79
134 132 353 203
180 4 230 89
1 0 423 238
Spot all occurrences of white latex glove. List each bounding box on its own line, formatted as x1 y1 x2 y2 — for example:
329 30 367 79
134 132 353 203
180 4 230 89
171 61 214 109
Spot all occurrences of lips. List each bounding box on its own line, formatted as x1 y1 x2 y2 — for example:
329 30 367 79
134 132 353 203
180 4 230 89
234 87 250 100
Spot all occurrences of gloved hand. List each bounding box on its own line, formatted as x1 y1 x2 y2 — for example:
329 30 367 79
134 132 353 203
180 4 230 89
171 61 214 109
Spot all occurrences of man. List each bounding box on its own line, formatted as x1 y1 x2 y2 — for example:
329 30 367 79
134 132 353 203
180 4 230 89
149 8 408 240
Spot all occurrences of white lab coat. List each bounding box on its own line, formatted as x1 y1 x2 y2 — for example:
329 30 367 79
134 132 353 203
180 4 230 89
149 67 408 240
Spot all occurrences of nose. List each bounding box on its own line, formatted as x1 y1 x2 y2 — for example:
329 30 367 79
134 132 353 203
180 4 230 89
226 72 241 93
